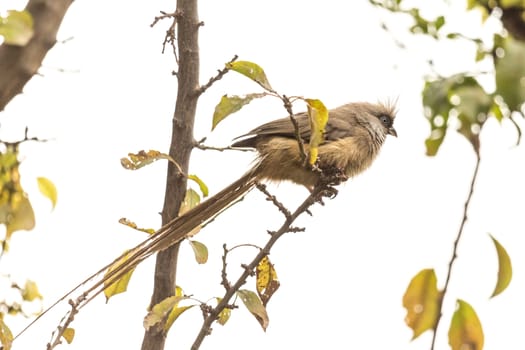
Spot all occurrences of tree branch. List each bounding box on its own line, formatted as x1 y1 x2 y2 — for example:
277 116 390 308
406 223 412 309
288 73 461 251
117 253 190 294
191 181 332 349
141 1 201 349
0 0 73 111
430 153 482 350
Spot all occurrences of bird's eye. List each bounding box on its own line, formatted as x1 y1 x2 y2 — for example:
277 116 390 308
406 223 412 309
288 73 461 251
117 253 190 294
378 115 392 127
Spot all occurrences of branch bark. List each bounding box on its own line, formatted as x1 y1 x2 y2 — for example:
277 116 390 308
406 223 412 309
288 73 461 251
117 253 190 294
0 0 73 111
141 0 200 349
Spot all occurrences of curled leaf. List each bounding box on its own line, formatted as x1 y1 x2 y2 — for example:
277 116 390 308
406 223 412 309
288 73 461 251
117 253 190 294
256 256 280 307
489 234 512 298
144 295 186 330
305 99 329 165
188 174 209 197
188 240 208 264
402 268 441 339
212 93 266 130
165 305 195 332
118 218 155 234
448 299 484 350
37 177 57 209
226 61 273 91
237 289 269 331
121 150 180 171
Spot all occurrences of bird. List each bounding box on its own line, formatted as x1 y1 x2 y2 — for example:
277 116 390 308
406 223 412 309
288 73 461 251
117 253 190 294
87 101 398 296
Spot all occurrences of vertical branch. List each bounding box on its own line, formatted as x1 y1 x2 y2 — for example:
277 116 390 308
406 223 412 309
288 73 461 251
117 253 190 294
430 153 481 350
141 1 200 349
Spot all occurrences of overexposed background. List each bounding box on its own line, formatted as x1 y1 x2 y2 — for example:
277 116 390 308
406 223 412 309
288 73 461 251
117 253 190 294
1 1 524 349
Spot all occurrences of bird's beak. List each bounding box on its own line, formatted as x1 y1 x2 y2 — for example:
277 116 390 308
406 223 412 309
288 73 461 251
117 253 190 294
388 127 397 137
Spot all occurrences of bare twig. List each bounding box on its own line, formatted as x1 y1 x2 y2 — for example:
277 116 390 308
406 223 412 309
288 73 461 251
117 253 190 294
197 55 238 96
193 137 252 152
255 183 291 220
280 95 307 164
46 299 78 350
430 153 481 350
150 10 181 60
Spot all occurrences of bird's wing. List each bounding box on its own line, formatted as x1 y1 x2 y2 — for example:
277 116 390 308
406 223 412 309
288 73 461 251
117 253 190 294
232 111 356 148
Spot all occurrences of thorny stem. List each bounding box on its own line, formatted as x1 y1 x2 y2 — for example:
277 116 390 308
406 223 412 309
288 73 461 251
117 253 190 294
430 153 481 350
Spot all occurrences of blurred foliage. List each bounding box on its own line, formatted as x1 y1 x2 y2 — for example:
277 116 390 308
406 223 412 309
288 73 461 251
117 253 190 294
0 139 54 346
0 10 33 46
371 0 525 155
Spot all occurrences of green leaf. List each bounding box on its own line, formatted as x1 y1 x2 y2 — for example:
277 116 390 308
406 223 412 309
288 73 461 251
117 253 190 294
0 10 33 46
62 328 75 344
103 250 136 301
0 318 13 350
256 256 280 307
402 268 442 339
188 240 208 264
227 61 273 91
37 177 57 209
188 174 209 197
144 295 186 330
305 99 329 165
237 289 269 331
489 234 512 298
212 93 266 130
495 36 525 112
448 299 484 350
423 74 493 156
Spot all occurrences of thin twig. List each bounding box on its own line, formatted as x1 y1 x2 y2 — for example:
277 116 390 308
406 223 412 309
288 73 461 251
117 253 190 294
280 95 307 164
197 55 238 96
255 183 291 220
430 153 481 350
190 181 332 349
193 137 252 152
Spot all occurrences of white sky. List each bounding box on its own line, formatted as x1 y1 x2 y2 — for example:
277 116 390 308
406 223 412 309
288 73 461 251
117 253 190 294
2 0 525 349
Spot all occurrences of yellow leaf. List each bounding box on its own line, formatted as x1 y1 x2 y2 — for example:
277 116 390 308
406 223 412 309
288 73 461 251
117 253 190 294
216 298 231 326
179 189 201 215
0 10 33 46
305 99 329 165
0 318 13 350
212 93 266 130
402 268 441 339
489 234 512 298
188 240 208 264
22 280 42 301
143 295 185 330
188 174 209 197
37 177 57 209
165 305 194 332
226 61 273 91
62 328 75 344
256 256 280 307
118 217 155 234
448 299 484 350
121 150 178 170
103 250 136 301
5 195 35 238
237 289 269 331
